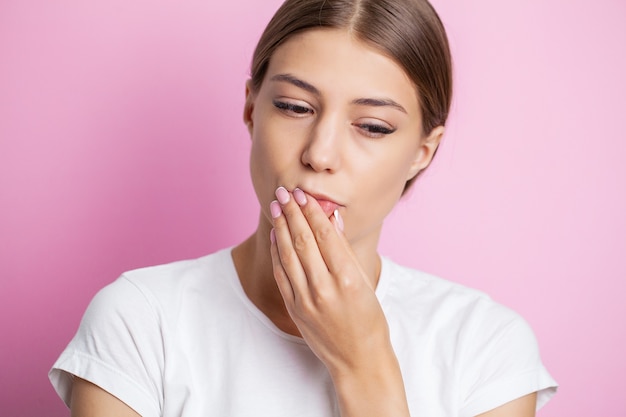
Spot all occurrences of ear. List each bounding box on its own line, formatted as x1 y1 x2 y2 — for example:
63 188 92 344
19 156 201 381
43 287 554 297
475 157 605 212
406 125 445 180
243 79 256 136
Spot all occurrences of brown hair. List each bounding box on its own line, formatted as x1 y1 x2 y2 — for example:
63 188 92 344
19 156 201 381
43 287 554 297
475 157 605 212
250 0 452 191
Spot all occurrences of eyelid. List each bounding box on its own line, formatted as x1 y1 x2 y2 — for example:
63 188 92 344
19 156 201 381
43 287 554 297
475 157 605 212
272 98 314 116
352 117 397 138
362 124 396 133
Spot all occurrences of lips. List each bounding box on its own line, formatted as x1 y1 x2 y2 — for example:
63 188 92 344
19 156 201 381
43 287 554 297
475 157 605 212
316 199 339 217
296 188 342 218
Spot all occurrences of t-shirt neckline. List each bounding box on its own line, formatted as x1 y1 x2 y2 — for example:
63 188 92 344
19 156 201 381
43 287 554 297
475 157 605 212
222 247 391 343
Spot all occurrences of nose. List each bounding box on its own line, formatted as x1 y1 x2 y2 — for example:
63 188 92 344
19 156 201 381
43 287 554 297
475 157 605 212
300 112 343 173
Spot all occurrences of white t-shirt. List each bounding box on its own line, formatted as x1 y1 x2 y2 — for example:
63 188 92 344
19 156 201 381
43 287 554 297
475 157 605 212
50 248 557 417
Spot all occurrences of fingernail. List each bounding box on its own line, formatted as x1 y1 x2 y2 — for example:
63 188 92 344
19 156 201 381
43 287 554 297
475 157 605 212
293 188 307 206
333 209 344 232
275 187 290 205
270 200 282 218
270 228 276 243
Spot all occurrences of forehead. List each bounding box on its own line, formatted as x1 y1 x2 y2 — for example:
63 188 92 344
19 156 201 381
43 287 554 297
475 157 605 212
264 28 420 112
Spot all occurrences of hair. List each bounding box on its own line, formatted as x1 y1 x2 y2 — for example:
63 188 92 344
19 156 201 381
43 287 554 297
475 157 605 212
250 0 452 191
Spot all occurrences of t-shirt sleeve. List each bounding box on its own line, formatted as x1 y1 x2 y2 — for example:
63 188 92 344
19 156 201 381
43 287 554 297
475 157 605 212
49 275 164 417
458 302 558 417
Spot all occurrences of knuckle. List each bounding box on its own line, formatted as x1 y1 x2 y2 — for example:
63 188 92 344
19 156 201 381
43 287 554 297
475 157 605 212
312 287 330 307
340 276 357 292
314 224 334 243
279 248 299 268
295 296 315 317
293 231 314 252
312 294 332 312
336 271 361 293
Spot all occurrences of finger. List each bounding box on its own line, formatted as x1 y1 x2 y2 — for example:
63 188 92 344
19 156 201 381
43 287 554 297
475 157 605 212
269 228 295 304
295 191 359 280
270 197 310 296
274 187 329 286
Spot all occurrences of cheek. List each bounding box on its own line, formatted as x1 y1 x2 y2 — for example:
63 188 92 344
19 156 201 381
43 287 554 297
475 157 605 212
248 116 271 194
349 152 415 224
360 143 417 192
248 121 301 201
367 165 408 209
249 133 275 201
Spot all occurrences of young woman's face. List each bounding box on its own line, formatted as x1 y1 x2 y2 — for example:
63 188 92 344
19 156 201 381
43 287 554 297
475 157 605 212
245 29 441 249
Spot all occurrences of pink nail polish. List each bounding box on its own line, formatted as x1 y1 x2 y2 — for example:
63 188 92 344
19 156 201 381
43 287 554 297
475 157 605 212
333 209 344 232
275 187 290 204
270 228 276 243
270 200 282 218
293 188 307 206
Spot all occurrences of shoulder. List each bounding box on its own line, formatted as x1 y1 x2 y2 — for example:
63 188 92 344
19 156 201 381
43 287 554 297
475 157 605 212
122 247 233 289
83 247 236 327
380 257 557 414
379 256 536 353
380 256 515 321
110 247 234 303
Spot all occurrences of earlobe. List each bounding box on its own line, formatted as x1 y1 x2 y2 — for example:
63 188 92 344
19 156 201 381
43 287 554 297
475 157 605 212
243 79 256 136
406 125 445 180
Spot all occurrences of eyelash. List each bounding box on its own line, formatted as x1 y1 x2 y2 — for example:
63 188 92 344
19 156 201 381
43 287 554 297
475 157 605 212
272 100 396 138
355 124 396 138
273 100 312 115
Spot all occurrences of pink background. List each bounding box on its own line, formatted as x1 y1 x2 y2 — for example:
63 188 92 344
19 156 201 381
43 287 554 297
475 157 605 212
1 0 624 415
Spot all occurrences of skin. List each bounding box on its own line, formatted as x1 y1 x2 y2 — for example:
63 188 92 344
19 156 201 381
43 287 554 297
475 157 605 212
69 28 538 417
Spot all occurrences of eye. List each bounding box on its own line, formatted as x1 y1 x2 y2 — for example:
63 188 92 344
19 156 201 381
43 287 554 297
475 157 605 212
273 99 313 117
354 122 397 138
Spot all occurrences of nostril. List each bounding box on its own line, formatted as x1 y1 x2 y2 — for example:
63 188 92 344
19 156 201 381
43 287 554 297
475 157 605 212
300 150 337 173
300 137 341 173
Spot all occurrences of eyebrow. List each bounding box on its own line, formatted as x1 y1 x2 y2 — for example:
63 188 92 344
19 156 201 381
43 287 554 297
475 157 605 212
270 74 320 96
352 97 407 114
270 73 407 114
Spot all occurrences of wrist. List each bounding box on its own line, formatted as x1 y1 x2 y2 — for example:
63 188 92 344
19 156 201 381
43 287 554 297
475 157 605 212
329 345 410 417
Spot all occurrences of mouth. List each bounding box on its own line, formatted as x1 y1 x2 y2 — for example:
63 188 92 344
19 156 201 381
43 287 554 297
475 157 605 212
295 188 342 218
316 199 340 218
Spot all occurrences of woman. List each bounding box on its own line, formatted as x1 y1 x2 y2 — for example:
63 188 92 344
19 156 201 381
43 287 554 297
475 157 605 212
50 0 557 416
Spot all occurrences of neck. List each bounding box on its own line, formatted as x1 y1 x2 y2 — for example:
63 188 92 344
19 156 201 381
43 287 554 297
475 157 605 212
232 214 297 334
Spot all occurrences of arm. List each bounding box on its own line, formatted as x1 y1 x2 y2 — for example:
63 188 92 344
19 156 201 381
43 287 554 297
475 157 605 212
329 348 410 417
477 393 537 417
70 377 140 417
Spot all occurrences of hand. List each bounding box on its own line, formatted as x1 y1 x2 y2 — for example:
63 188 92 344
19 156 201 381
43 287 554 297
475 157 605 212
268 186 390 376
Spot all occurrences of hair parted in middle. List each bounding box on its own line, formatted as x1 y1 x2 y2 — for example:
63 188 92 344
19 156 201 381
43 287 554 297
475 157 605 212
249 0 453 190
